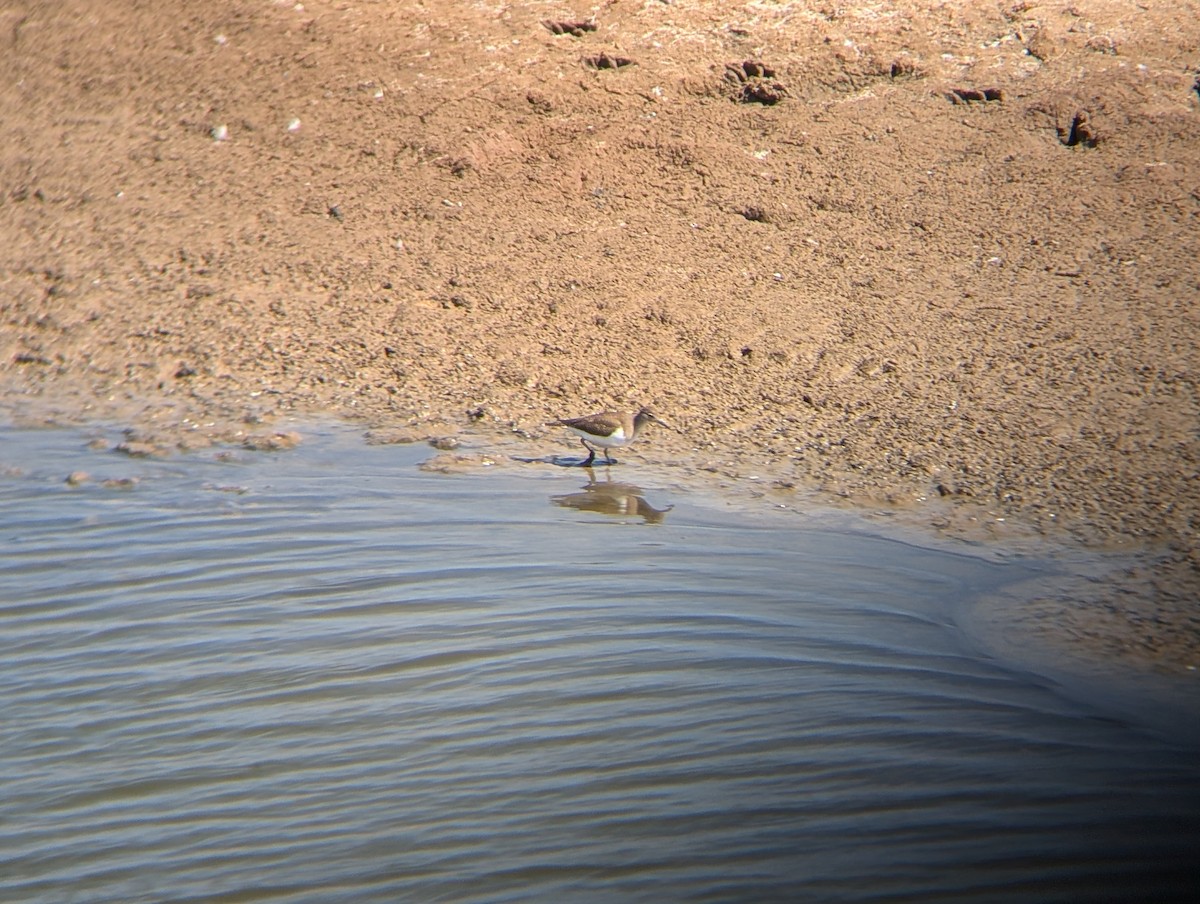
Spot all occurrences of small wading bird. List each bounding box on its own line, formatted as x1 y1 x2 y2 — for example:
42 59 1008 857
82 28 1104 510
548 406 670 466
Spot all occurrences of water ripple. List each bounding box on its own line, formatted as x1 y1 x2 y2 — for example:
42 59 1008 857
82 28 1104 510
1 423 1198 903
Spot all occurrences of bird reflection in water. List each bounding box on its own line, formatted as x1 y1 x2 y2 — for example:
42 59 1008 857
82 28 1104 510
551 472 673 524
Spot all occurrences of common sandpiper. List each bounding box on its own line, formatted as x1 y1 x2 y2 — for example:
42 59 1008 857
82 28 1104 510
548 406 670 466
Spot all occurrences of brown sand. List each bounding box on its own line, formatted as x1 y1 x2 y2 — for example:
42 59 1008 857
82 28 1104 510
2 2 1198 676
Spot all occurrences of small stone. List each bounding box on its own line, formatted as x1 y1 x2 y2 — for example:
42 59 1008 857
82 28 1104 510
242 430 302 452
115 441 165 458
419 452 494 473
66 471 90 486
364 427 424 445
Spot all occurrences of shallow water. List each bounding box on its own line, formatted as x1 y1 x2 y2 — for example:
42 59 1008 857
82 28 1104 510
1 422 1198 903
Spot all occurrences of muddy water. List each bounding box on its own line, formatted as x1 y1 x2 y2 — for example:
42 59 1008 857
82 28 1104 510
1 422 1197 903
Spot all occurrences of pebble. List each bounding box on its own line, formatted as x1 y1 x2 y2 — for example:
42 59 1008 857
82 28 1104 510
242 431 302 452
115 441 166 458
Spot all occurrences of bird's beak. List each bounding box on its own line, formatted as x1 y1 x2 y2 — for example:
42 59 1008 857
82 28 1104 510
650 414 674 431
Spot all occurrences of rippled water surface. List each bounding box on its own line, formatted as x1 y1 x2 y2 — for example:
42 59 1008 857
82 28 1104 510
2 423 1198 903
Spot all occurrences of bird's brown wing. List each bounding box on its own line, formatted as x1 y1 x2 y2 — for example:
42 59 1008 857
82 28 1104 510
552 412 622 437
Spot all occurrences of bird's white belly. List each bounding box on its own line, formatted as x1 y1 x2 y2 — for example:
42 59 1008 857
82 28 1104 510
570 426 627 448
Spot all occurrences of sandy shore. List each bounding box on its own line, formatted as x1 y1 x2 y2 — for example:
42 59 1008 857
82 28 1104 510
2 1 1198 675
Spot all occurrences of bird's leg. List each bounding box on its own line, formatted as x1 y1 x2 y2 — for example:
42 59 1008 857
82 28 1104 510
603 448 614 465
581 439 597 467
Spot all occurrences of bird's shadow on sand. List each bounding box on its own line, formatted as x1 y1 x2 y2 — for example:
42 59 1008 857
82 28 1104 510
512 454 618 469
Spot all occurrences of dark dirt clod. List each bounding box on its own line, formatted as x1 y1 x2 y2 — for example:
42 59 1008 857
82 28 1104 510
585 52 634 70
950 87 1004 104
543 20 596 38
